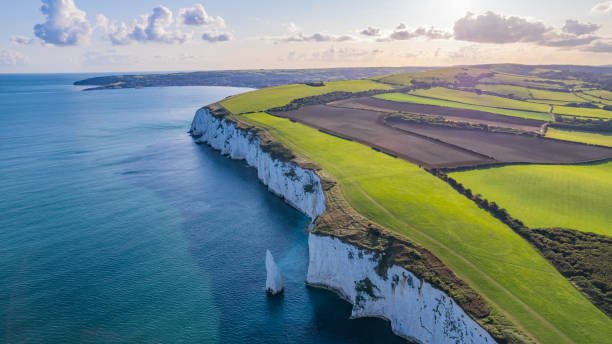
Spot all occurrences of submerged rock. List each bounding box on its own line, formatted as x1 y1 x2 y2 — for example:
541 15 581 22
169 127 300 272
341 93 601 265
266 250 284 295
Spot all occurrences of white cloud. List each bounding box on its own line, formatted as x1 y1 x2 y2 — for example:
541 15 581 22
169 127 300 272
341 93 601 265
11 36 37 45
377 26 452 41
178 4 225 27
592 1 612 13
107 5 189 45
201 31 232 43
360 27 381 37
275 32 354 43
0 50 30 66
583 40 612 52
453 11 551 44
33 0 92 46
562 19 600 36
453 12 603 48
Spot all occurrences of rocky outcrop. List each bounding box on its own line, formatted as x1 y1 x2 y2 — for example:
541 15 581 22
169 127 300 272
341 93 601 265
190 107 325 220
307 234 495 344
190 105 496 344
266 250 284 295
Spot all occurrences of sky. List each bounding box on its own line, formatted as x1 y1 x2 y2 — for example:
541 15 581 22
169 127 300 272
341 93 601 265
1 0 612 73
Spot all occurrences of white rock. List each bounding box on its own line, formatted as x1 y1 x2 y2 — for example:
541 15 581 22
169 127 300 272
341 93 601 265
307 234 495 344
190 108 326 220
265 250 284 295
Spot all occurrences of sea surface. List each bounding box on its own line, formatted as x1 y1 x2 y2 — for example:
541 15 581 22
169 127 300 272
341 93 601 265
0 75 404 343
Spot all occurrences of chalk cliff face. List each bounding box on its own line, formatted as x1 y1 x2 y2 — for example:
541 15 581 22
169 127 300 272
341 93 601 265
307 234 495 344
190 107 495 344
190 108 325 220
265 250 284 295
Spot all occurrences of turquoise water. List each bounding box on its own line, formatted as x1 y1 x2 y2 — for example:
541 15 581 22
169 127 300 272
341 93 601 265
0 75 404 343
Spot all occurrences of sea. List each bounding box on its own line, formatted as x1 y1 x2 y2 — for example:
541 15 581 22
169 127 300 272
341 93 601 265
0 74 405 343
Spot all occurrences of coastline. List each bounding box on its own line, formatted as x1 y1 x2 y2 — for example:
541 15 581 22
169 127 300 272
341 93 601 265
189 104 506 344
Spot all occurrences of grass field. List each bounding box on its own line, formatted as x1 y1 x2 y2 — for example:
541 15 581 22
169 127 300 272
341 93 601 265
410 87 551 113
475 84 533 99
373 67 489 86
529 88 584 102
241 111 611 344
219 80 394 114
576 92 612 106
450 162 612 236
480 73 571 89
585 89 612 101
375 92 552 121
552 104 612 119
546 128 612 147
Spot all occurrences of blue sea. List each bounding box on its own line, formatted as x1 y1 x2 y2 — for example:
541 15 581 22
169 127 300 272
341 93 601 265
0 74 404 343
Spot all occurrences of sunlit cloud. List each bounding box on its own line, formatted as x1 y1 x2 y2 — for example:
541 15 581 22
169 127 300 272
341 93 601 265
33 0 92 46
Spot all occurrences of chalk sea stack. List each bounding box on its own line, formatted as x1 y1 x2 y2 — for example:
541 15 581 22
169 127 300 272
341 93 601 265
265 250 284 295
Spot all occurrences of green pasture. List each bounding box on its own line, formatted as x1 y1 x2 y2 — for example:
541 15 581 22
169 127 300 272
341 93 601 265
374 92 552 121
410 87 551 113
545 128 612 147
450 162 612 236
220 79 393 114
475 84 533 99
241 111 611 344
552 105 612 119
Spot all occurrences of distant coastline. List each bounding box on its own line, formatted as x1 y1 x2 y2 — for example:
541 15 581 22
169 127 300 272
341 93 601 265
72 67 430 91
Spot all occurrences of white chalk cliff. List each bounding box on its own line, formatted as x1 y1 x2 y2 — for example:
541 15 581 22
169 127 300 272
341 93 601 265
265 250 284 295
190 107 495 344
307 234 495 344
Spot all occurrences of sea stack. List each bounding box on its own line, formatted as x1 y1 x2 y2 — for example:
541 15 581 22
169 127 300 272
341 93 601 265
265 250 284 295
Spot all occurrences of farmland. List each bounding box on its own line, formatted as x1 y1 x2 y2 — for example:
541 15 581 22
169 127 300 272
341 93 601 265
199 64 612 343
449 162 612 236
271 104 492 168
546 128 612 147
410 87 551 113
374 92 552 121
220 79 394 114
238 111 611 344
384 116 612 164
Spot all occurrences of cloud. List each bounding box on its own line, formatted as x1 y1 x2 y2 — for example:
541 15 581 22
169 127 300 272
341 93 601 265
539 34 598 47
286 47 383 62
360 27 380 36
201 31 232 42
178 4 225 27
11 35 37 45
378 26 452 41
582 40 612 52
453 11 551 44
562 19 600 35
33 0 92 46
0 50 30 66
453 11 603 48
83 50 138 65
276 32 354 43
592 1 612 13
107 5 189 45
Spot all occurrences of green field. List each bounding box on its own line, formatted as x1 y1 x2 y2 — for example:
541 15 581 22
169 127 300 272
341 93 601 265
529 88 584 102
475 84 533 99
480 73 571 89
450 162 612 236
410 87 551 113
241 111 611 344
546 128 612 147
375 92 552 121
552 104 612 119
374 67 490 86
585 89 612 101
220 80 394 114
